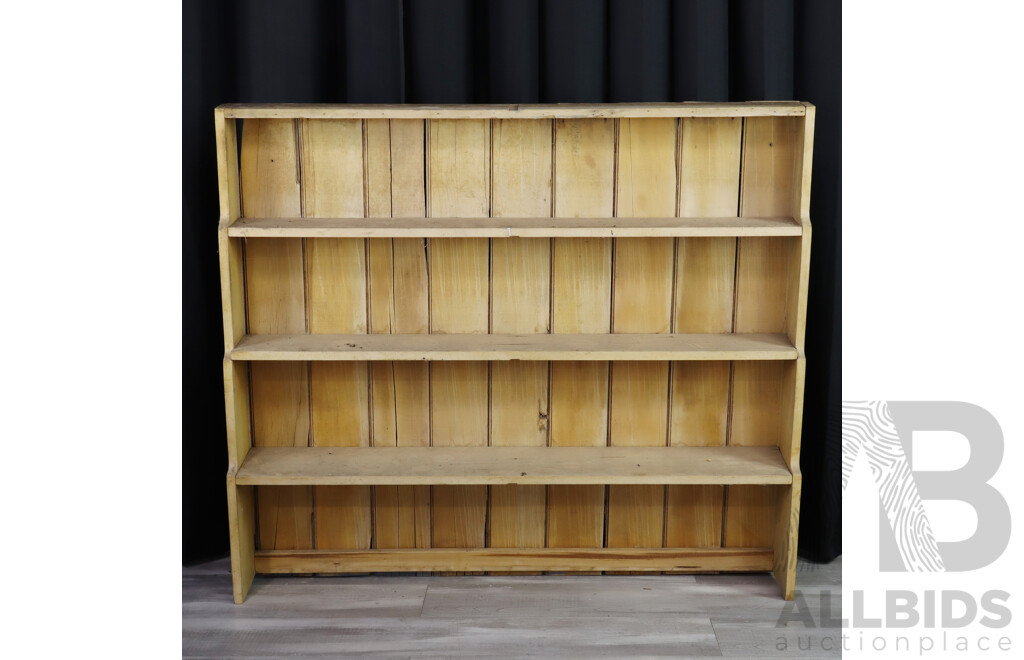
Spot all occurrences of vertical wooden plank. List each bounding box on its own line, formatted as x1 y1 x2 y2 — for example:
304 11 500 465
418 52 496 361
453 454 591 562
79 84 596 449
301 119 371 550
216 112 245 351
774 357 805 598
774 107 814 598
489 119 552 558
226 477 255 604
787 106 815 351
241 118 312 551
428 119 490 557
726 116 800 550
367 119 431 550
666 117 741 549
548 118 614 551
223 359 252 471
607 118 676 555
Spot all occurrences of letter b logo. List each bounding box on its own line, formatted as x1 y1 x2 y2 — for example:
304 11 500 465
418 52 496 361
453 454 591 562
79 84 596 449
843 401 1010 572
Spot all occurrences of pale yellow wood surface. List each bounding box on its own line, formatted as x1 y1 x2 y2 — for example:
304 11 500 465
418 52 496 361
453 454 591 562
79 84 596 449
366 119 431 550
548 119 615 552
724 115 802 553
241 118 312 552
229 215 801 238
251 544 770 573
217 112 250 603
668 117 743 549
666 362 730 548
428 119 489 556
221 102 808 120
233 332 797 362
735 117 800 333
222 359 252 471
774 357 806 598
226 477 255 604
786 105 815 350
236 446 793 486
301 119 371 551
725 362 786 544
216 113 245 350
489 119 552 555
253 547 775 573
608 118 677 553
219 105 814 599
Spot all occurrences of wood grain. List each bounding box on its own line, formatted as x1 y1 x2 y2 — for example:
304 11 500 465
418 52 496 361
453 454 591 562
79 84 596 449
608 118 677 555
253 547 774 574
301 119 371 551
366 118 431 550
232 332 798 362
548 119 615 552
237 446 793 487
221 101 808 119
428 119 490 559
725 116 801 552
241 118 312 551
489 119 552 559
668 117 742 550
219 105 814 600
228 215 802 238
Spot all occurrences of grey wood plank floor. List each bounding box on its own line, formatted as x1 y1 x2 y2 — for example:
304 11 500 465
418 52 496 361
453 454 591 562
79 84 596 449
183 556 842 658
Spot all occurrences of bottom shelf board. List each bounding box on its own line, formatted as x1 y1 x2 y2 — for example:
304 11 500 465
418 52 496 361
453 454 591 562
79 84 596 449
234 446 792 486
254 548 774 574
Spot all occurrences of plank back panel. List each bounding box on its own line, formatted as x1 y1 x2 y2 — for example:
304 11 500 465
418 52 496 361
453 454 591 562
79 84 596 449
489 119 552 561
726 116 801 549
548 119 614 551
428 119 490 561
301 119 371 551
367 119 431 550
241 118 312 551
607 118 677 555
667 117 742 550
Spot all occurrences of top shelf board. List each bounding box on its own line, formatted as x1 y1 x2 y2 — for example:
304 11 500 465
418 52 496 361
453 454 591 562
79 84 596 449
217 102 809 119
227 216 803 239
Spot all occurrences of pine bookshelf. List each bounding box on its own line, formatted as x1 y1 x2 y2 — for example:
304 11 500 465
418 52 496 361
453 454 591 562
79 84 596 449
217 102 814 603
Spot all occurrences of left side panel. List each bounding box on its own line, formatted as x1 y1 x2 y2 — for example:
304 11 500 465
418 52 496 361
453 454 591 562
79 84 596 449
218 112 256 603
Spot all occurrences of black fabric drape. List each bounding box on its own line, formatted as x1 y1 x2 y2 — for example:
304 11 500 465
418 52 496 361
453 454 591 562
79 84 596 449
183 0 841 564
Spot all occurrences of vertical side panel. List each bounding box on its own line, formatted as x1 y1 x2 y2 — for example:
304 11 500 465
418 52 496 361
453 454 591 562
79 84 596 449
607 118 676 553
787 107 815 350
667 117 741 549
216 113 245 350
774 357 805 598
548 118 614 551
226 477 255 604
726 116 801 550
241 118 312 551
368 119 431 550
428 119 490 557
489 119 552 558
223 359 252 471
302 119 371 550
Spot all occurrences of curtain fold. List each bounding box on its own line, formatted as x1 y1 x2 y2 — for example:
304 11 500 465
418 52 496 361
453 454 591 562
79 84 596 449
183 0 842 563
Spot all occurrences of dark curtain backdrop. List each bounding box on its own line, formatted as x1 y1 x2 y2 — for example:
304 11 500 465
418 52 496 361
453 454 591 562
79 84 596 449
184 0 841 564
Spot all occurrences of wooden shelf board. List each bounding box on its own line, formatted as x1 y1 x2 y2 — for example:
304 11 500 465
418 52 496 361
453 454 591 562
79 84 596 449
234 446 793 486
254 547 774 573
219 102 807 119
231 333 798 362
228 216 802 238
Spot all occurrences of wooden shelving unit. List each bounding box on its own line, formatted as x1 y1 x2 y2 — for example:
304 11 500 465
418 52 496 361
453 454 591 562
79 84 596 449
217 102 813 604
